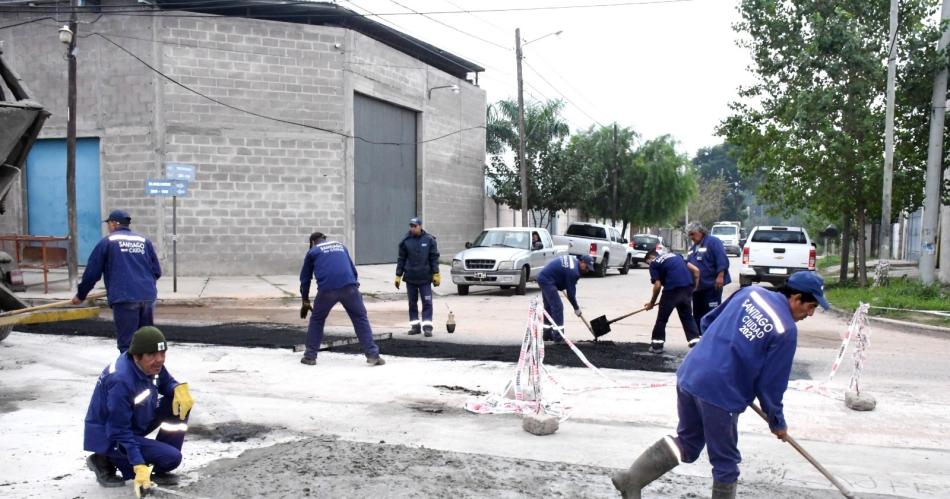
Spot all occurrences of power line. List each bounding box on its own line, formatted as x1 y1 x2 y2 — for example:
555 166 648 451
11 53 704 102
92 33 484 146
528 50 610 123
387 0 511 51
523 60 605 127
441 0 510 37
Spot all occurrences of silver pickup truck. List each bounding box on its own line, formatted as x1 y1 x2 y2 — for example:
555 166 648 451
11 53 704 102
551 222 634 277
450 227 568 295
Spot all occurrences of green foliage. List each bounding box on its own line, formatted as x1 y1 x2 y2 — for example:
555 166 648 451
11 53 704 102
825 278 950 326
718 0 947 287
692 144 747 222
566 125 638 223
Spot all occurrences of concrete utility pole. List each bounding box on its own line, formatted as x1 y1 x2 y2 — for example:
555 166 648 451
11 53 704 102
920 0 950 284
515 28 528 227
65 0 79 288
612 123 618 225
879 0 898 262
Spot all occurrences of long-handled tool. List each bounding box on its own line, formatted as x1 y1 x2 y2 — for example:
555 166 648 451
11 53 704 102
751 403 855 498
588 307 648 339
560 290 595 337
0 290 106 317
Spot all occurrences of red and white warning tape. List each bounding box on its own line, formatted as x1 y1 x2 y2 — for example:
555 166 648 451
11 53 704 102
790 302 871 399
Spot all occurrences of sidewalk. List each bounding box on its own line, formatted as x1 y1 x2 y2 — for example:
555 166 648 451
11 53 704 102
13 263 455 306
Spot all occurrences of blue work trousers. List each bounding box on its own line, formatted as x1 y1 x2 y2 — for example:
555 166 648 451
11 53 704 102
674 386 742 484
304 284 380 360
539 283 564 341
651 286 700 344
406 282 433 329
112 301 155 353
692 287 723 334
106 394 187 479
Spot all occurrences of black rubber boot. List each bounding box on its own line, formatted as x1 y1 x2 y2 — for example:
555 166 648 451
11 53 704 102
408 324 422 335
152 471 180 486
610 436 680 499
423 325 433 337
86 453 125 488
712 480 737 499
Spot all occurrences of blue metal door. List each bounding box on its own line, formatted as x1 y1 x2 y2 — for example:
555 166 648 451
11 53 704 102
25 138 102 264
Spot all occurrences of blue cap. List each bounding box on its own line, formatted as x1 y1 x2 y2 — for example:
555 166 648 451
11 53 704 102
579 255 595 273
787 271 829 310
409 217 422 226
104 210 131 224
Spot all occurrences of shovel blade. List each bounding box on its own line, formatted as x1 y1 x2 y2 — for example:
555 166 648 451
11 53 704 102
589 315 611 338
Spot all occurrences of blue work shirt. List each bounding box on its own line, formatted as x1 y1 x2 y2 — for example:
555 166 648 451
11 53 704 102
84 353 181 466
649 253 694 291
77 227 161 304
687 235 731 290
537 255 582 310
677 286 798 430
396 230 439 285
300 240 359 298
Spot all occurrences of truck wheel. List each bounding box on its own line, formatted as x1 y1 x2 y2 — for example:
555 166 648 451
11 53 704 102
619 255 631 275
0 324 11 342
500 285 511 290
515 266 528 295
739 276 752 287
457 285 469 296
596 254 608 277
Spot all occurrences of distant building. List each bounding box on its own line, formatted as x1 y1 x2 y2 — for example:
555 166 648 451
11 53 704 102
0 1 486 273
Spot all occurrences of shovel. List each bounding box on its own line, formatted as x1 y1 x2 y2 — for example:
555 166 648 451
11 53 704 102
588 307 648 338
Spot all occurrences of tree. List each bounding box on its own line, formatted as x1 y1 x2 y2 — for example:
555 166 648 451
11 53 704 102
692 144 746 223
485 99 577 228
687 175 729 229
566 124 639 229
719 0 947 287
627 135 696 230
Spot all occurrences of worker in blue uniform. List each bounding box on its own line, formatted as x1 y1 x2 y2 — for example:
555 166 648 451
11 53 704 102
611 271 829 499
72 210 162 352
84 327 194 496
643 249 701 353
536 254 594 343
395 217 441 337
686 222 731 332
300 232 384 366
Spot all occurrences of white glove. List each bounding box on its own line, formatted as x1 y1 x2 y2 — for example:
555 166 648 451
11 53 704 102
574 308 583 317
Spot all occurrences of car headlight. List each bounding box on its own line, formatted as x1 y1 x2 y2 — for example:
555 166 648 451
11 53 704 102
452 259 462 270
497 260 513 270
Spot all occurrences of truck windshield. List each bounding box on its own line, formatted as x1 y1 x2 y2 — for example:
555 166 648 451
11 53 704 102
472 230 530 250
566 225 606 239
750 230 807 244
711 226 738 237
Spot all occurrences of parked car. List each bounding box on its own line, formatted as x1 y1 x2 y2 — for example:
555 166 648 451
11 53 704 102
629 234 666 267
551 223 634 277
451 227 568 295
739 226 816 287
711 221 743 256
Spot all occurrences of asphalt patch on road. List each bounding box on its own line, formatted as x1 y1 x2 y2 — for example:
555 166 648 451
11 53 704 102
17 319 681 372
188 422 273 443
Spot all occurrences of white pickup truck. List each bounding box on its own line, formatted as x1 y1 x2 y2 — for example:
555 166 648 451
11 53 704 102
450 227 568 295
739 226 817 287
551 222 633 277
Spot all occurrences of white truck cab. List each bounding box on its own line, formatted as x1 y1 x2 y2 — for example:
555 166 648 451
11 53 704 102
710 221 742 256
739 226 816 287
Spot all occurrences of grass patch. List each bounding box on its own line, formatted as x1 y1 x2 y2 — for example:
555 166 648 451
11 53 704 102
826 278 950 327
817 254 840 273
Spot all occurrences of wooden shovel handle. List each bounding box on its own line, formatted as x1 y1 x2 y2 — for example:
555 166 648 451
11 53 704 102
0 291 106 317
609 307 648 324
560 290 595 335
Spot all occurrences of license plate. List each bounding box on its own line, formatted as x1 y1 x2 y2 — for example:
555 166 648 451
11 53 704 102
770 268 787 275
474 272 486 279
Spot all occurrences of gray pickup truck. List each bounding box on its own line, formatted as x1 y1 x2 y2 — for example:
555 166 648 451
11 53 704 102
551 222 634 277
450 227 567 295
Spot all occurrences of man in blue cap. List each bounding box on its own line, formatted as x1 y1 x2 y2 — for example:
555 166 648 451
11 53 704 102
536 254 594 343
686 222 731 332
72 210 162 352
611 271 829 499
643 249 701 354
395 217 440 337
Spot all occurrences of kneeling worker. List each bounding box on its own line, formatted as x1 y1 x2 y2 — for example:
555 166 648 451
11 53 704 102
536 254 594 342
84 326 194 496
643 249 701 354
611 272 828 499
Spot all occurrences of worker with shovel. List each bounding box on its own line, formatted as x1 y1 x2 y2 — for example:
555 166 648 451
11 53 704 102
536 254 594 343
83 327 194 496
643 249 701 353
611 271 829 499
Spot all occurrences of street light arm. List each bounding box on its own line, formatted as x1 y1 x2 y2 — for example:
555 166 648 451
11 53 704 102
523 30 563 46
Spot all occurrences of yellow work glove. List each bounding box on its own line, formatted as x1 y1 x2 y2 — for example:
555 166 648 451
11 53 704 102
432 273 441 287
133 464 153 498
394 275 401 289
172 383 194 421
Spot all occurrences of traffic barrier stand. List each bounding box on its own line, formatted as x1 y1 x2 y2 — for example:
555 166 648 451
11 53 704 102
789 302 872 401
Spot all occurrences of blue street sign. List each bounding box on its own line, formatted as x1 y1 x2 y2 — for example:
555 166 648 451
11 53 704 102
145 179 188 197
164 162 196 182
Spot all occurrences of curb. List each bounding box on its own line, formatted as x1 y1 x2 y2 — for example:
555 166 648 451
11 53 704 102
826 306 950 336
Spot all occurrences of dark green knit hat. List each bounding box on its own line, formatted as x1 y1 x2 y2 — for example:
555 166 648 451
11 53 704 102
128 326 167 355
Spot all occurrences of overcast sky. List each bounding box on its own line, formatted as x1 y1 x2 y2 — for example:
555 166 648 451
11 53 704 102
338 0 753 156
